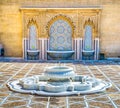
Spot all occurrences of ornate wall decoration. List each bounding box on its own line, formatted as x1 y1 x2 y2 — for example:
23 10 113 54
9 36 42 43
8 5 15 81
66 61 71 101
21 8 101 60
27 18 38 28
83 18 97 38
29 25 37 50
83 18 95 30
24 14 39 38
46 14 75 37
49 19 72 51
84 25 92 50
83 19 96 51
27 19 38 50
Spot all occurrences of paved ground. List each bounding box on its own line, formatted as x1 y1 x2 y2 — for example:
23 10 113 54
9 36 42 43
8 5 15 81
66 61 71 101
0 61 120 108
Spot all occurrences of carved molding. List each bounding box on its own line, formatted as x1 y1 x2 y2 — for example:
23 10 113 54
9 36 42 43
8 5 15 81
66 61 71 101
27 18 38 28
83 18 97 38
24 15 40 38
46 14 75 37
83 18 95 28
21 8 101 38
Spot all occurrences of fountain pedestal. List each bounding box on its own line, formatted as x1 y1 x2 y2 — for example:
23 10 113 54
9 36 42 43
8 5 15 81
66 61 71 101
43 66 75 92
7 65 112 96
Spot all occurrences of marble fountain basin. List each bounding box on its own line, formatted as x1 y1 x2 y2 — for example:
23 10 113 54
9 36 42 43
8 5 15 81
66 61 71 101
44 66 75 80
7 65 111 96
47 50 75 59
27 50 39 56
82 50 94 56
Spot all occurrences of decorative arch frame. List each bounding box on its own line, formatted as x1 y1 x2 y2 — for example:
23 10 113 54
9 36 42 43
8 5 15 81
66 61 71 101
46 14 75 37
27 19 38 50
27 18 38 38
83 18 97 39
83 18 97 51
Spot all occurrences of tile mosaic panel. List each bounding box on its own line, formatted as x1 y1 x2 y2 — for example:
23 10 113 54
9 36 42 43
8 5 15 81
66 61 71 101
49 20 72 51
29 25 37 50
84 25 92 51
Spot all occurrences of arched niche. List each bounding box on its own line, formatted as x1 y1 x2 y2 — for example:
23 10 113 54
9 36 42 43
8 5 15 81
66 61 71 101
29 25 37 50
83 19 96 51
47 15 75 60
84 25 93 50
26 19 39 60
47 15 75 51
82 19 96 60
47 15 75 37
49 19 72 51
27 19 38 50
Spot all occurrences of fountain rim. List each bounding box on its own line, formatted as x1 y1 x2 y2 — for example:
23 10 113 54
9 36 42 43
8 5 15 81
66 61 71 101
47 50 75 53
44 65 74 72
27 49 40 52
7 80 112 96
82 50 94 52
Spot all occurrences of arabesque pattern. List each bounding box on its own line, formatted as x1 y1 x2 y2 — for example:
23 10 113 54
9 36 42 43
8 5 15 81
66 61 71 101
49 20 72 51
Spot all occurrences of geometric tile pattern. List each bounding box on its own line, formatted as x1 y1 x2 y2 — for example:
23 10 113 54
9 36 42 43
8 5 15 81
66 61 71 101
49 19 72 51
84 25 93 51
0 61 120 108
29 25 37 50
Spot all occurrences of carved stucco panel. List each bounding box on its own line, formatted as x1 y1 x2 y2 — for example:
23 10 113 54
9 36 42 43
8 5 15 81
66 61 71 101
24 14 39 38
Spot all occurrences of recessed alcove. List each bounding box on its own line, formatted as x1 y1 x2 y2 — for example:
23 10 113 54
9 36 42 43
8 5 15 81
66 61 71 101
47 18 75 60
26 20 40 60
21 8 101 60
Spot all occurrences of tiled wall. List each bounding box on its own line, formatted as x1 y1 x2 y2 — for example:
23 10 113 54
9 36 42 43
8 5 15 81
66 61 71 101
0 0 120 57
29 25 37 50
49 20 72 51
84 25 92 51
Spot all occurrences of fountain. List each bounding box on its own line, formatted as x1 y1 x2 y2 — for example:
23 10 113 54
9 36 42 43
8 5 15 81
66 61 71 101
27 50 40 60
7 63 111 96
47 50 75 60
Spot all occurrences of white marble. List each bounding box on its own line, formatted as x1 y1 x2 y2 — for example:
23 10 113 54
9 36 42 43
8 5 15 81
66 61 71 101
84 25 93 51
47 50 75 59
7 65 112 96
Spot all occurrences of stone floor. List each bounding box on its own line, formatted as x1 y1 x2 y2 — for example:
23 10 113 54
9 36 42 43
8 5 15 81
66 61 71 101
0 61 120 108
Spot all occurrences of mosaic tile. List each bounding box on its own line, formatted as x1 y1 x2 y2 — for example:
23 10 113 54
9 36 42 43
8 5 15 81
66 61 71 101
49 20 72 51
2 101 27 108
89 102 113 108
30 104 45 108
